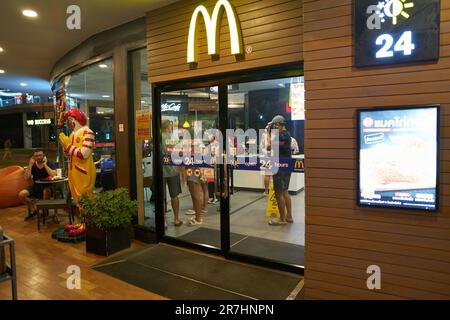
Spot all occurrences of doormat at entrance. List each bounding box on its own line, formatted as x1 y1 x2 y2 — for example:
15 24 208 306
231 236 305 267
92 243 302 300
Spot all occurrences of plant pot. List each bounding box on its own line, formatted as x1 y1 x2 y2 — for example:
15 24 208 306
86 223 131 256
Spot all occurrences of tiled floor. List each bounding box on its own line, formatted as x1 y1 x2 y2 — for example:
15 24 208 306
152 188 305 246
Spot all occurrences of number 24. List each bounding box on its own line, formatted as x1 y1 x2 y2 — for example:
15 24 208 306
376 31 415 58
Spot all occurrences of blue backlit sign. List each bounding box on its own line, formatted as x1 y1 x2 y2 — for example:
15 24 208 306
354 0 440 67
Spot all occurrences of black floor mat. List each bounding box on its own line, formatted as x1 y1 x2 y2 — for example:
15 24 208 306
177 228 246 248
231 236 304 267
94 260 247 300
93 243 301 300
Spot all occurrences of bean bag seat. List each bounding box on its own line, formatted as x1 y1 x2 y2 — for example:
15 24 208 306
0 166 31 208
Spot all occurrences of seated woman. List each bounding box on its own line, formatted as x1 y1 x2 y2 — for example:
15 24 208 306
18 149 57 221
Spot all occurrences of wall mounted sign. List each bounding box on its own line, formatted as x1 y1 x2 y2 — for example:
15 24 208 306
161 103 182 113
357 105 439 211
187 0 243 63
354 0 440 67
161 102 187 114
27 119 52 126
136 109 151 140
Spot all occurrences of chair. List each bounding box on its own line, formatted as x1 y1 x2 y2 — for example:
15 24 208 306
35 192 75 231
0 166 31 208
143 176 153 202
101 169 116 191
0 227 17 300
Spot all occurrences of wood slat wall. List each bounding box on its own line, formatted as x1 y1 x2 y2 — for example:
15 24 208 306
146 0 303 83
303 0 450 299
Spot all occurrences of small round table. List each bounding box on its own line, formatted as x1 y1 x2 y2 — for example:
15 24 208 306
35 177 69 224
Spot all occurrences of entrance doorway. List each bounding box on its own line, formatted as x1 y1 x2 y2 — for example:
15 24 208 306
153 68 305 274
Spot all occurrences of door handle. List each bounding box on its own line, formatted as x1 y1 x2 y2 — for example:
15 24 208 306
222 153 228 199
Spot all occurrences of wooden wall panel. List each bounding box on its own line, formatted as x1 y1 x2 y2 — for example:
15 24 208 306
304 0 450 299
147 0 303 83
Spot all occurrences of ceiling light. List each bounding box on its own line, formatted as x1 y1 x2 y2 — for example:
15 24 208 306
20 83 27 87
0 47 4 52
22 9 38 18
0 69 5 74
99 64 108 68
102 95 110 98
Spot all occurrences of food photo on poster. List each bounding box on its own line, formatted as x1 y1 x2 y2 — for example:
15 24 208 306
357 105 439 211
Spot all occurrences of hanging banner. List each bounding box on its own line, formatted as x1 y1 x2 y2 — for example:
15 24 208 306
55 81 67 129
290 83 305 121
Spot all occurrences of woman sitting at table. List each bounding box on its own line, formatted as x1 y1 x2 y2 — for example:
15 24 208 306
19 148 57 221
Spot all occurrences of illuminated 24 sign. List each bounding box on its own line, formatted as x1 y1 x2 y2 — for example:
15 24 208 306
354 0 440 67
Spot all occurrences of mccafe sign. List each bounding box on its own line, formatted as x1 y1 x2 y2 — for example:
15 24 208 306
354 0 440 67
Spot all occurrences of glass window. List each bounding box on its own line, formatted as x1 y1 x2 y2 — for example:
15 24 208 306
130 49 154 227
61 58 115 189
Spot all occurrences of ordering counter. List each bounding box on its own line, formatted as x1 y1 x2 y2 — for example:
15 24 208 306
232 155 305 194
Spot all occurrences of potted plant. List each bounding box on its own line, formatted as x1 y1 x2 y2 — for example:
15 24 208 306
78 188 137 256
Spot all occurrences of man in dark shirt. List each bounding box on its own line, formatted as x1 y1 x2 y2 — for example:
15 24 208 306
18 148 57 221
269 115 293 226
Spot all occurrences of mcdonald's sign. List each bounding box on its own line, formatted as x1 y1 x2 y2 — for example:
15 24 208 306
187 0 243 63
294 160 304 170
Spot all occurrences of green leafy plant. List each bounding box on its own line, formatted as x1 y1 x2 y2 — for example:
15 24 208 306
78 188 137 231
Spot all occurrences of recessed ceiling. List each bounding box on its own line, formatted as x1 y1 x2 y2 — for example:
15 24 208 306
0 0 179 98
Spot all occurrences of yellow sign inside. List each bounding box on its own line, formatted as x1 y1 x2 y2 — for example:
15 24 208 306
266 179 280 224
187 0 243 63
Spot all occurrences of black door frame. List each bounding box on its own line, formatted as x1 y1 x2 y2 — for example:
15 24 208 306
152 62 304 275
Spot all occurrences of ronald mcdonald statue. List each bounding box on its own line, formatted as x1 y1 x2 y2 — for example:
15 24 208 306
59 109 96 205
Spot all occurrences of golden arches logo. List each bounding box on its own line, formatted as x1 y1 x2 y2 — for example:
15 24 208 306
187 0 243 63
294 160 304 170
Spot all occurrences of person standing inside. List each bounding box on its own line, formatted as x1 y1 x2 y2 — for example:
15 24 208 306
162 120 183 227
19 149 57 221
260 124 273 196
269 115 294 225
2 138 12 160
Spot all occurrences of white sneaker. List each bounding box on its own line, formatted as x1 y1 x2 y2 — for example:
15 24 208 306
208 199 214 204
185 209 195 215
213 199 220 204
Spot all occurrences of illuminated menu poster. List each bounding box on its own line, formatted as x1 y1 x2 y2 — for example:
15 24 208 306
354 0 440 67
358 106 439 211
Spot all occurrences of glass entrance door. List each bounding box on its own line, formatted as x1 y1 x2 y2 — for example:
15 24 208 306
160 86 223 249
226 77 305 267
156 73 305 272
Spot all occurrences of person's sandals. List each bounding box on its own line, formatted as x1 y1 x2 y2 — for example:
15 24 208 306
174 221 183 227
189 217 203 226
268 219 287 226
24 211 37 221
185 209 196 215
286 218 294 223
